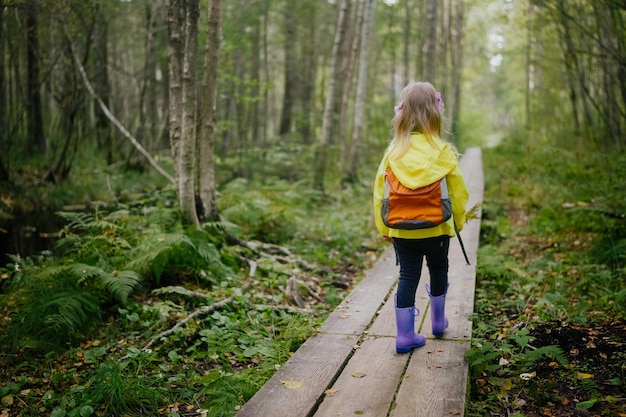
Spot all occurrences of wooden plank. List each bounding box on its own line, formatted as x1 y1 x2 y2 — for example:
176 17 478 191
312 336 409 417
320 246 398 335
235 333 358 417
391 340 471 417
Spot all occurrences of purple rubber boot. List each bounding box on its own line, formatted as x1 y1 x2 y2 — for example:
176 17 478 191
426 284 449 337
394 294 426 353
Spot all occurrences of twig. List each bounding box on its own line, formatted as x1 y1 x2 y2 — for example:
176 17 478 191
142 294 236 351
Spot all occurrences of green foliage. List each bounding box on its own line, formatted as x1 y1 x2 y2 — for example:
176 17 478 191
468 132 626 416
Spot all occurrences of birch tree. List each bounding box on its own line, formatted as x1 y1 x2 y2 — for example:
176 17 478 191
167 0 200 226
198 0 222 222
344 0 377 184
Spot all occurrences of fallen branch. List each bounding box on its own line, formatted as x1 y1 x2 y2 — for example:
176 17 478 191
64 25 176 186
286 276 325 308
142 293 236 351
118 261 259 361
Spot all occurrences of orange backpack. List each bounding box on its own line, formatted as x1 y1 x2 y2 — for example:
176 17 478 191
381 167 452 230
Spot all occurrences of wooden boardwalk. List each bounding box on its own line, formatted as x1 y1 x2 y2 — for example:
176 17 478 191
236 147 484 417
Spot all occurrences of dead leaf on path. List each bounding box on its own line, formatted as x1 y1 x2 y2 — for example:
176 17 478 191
340 313 351 319
324 388 338 396
281 379 302 389
352 371 366 378
432 363 443 368
450 410 461 415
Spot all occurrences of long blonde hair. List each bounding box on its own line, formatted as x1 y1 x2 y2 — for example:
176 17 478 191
387 82 445 159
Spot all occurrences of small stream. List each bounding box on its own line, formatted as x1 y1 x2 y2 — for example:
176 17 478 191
0 210 63 266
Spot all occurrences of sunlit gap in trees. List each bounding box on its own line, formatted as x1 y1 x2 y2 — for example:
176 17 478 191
488 32 504 72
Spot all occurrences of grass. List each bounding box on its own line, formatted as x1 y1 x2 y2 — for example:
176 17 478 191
466 136 626 416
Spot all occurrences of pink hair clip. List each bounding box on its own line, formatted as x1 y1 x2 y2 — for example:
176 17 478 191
394 101 404 115
435 92 444 111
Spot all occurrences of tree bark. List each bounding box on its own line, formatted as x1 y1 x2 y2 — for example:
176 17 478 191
25 0 44 155
424 0 438 81
313 0 350 192
92 0 113 164
279 3 296 137
450 0 464 138
0 0 8 181
344 0 377 184
198 0 222 222
180 0 200 226
167 0 184 181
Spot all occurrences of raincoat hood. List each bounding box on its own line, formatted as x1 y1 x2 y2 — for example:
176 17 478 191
387 134 457 188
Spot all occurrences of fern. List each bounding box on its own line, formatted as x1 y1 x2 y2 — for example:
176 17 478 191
2 284 101 352
523 345 569 368
69 263 142 303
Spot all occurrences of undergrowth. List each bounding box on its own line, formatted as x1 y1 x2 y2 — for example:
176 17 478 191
466 136 626 417
0 176 380 417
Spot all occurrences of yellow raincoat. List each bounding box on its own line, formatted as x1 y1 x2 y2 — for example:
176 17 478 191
373 133 469 239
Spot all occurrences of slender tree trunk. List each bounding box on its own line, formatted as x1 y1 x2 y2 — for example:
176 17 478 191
180 0 200 226
335 0 356 147
25 0 44 154
402 0 410 86
524 0 532 130
198 0 222 222
313 0 350 192
298 1 317 143
423 0 438 81
279 3 296 137
344 0 377 184
92 0 113 164
450 0 464 138
336 0 359 151
0 1 8 180
167 0 184 180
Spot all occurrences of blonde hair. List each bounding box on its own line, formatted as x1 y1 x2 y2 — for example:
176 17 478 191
387 81 446 159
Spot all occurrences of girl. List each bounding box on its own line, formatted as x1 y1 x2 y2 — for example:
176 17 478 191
372 81 469 353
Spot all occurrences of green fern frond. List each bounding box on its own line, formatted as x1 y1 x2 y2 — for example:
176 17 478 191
2 285 101 352
126 233 194 270
524 345 569 367
105 270 142 303
578 377 600 397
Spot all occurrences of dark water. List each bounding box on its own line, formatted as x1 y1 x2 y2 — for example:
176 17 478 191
0 211 63 266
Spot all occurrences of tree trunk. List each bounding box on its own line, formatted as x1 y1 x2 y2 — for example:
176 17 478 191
180 0 200 226
25 0 44 155
450 0 464 139
167 0 184 180
298 1 317 143
403 0 410 86
423 0 438 81
313 0 350 192
0 1 7 180
92 0 113 164
524 0 532 130
198 0 222 222
279 3 296 137
344 0 377 184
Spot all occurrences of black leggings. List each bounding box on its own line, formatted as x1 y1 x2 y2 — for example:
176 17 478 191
392 236 450 308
